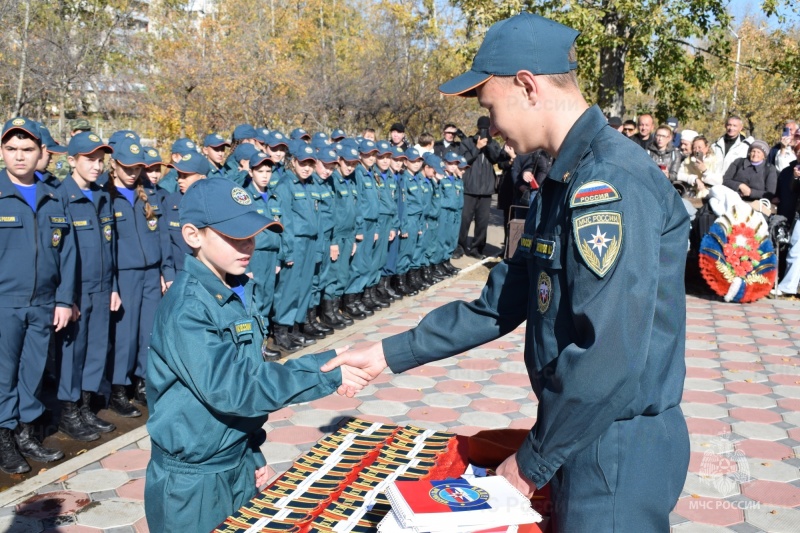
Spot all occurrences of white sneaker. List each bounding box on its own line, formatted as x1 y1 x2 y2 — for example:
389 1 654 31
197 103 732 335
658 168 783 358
770 288 783 297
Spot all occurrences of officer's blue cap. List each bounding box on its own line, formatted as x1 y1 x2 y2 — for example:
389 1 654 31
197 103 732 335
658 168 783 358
112 138 146 167
109 130 140 147
355 136 364 144
290 128 311 141
439 13 580 97
231 143 258 163
390 146 406 159
313 132 328 142
265 131 289 148
358 139 379 155
339 138 358 150
144 147 163 167
180 178 282 239
169 152 211 175
458 155 470 168
67 131 113 157
232 124 257 141
330 128 346 141
316 147 339 164
203 133 230 148
404 147 423 161
310 136 329 150
2 117 41 142
249 151 274 169
423 153 445 173
376 141 393 156
171 137 198 156
255 128 271 144
337 146 360 163
443 151 461 163
40 126 67 154
291 142 316 162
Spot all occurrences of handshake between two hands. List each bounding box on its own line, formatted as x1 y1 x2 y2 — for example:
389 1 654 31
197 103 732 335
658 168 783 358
320 343 388 397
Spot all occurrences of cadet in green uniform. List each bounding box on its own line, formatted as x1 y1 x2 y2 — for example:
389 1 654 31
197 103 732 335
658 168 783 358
322 13 690 531
145 178 368 533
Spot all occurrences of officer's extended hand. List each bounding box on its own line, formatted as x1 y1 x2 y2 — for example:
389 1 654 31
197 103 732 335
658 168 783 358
496 453 537 498
53 306 72 332
321 342 388 397
70 304 80 322
110 292 121 312
330 244 340 262
255 465 270 489
389 230 396 241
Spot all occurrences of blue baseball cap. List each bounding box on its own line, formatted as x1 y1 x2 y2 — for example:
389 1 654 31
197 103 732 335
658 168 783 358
144 147 163 167
40 126 67 154
316 147 339 164
231 143 258 163
169 152 211 175
255 128 271 144
2 117 41 142
291 142 316 162
312 132 328 142
390 146 406 159
404 147 423 161
112 138 146 167
265 131 289 148
458 155 470 169
180 178 282 239
310 136 330 150
290 128 310 141
171 137 198 155
439 13 579 97
249 151 274 169
358 139 378 155
443 151 461 163
67 131 112 157
330 128 346 141
232 124 257 141
376 141 393 156
423 153 445 173
337 146 360 162
108 130 140 147
203 133 230 148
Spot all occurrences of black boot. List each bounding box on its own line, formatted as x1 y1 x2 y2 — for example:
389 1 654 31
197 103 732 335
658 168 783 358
59 401 100 442
343 294 367 320
273 324 301 353
320 300 347 330
413 269 430 290
301 311 327 339
80 391 115 434
394 274 413 296
444 260 460 274
433 263 450 279
133 377 147 406
291 324 317 346
372 284 390 307
15 422 64 463
383 276 401 300
376 277 396 303
261 337 282 361
355 293 375 316
0 428 29 474
361 288 382 311
315 305 337 332
403 272 420 295
333 297 354 325
109 385 142 418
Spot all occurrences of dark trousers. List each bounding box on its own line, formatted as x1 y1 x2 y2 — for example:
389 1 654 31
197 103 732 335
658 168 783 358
459 194 491 253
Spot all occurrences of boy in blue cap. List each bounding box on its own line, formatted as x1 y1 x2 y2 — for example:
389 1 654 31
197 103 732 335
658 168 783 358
56 132 118 442
373 141 400 304
323 12 690 531
202 133 230 177
155 137 198 194
143 148 165 187
439 152 463 273
145 178 368 533
0 118 76 473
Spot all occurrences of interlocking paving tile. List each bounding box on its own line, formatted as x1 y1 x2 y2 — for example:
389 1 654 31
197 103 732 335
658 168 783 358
744 458 800 483
682 403 729 420
373 387 424 402
76 498 144 529
673 496 744 526
0 515 43 533
735 440 796 461
445 368 493 382
741 479 800 507
389 375 437 390
116 478 145 501
16 491 91 519
405 406 460 423
731 422 788 441
726 394 778 409
458 412 510 429
419 392 472 408
357 400 409 417
287 409 346 428
685 379 725 392
101 450 150 472
259 442 300 464
65 471 130 493
745 504 800 533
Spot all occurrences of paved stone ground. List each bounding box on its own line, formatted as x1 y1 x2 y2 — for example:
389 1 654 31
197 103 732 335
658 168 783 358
1 268 800 532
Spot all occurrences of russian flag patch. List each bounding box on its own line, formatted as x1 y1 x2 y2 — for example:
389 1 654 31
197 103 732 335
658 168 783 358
570 180 621 208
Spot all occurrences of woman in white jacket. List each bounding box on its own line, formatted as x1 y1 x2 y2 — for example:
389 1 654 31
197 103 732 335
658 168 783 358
677 136 722 199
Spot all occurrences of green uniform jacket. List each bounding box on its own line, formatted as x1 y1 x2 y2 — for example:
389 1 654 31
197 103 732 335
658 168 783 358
145 255 341 533
382 105 690 490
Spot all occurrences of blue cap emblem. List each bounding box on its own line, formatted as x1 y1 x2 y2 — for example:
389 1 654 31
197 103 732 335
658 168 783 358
231 187 252 206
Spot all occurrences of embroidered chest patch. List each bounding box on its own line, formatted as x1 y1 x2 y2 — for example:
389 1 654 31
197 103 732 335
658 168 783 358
570 181 621 208
104 224 112 241
537 271 552 313
52 228 62 247
147 217 158 231
573 211 623 277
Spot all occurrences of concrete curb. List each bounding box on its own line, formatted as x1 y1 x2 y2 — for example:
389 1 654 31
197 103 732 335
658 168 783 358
0 425 150 507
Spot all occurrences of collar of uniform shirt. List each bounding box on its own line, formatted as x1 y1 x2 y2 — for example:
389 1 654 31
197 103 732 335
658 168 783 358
547 105 609 184
183 254 249 307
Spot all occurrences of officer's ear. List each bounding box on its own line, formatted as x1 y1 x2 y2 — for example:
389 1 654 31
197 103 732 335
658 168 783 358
182 224 203 250
67 155 78 169
514 70 540 108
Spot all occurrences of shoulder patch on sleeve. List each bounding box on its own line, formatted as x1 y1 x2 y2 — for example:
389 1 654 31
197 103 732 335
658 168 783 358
570 180 621 208
572 211 623 277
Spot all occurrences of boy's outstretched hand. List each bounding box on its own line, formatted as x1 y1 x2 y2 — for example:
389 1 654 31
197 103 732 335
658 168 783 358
322 342 388 396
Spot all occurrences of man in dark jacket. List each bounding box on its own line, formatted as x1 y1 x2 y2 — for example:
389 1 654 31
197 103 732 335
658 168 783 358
433 123 461 158
457 116 509 258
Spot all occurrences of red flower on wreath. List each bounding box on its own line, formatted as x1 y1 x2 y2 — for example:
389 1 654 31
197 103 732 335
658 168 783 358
722 223 761 278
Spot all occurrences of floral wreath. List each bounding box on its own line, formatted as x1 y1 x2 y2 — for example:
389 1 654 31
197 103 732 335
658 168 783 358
699 204 776 303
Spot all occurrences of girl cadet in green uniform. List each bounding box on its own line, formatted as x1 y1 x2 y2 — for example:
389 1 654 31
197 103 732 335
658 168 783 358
145 178 367 533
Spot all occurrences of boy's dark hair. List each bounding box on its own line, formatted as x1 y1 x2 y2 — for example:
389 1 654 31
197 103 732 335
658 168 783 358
1 130 40 145
418 132 434 147
442 123 457 131
623 119 636 128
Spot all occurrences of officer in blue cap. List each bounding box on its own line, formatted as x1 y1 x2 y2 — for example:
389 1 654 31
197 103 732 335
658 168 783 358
290 127 311 142
156 137 199 194
395 147 426 294
143 148 165 188
0 117 77 473
201 133 230 178
439 152 464 273
322 12 690 531
330 128 347 142
420 153 447 283
264 131 289 184
383 145 408 296
144 177 365 533
373 141 401 304
231 124 258 144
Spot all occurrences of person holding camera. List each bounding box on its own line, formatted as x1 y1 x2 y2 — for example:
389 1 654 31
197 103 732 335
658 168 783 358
677 135 721 199
456 116 509 259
